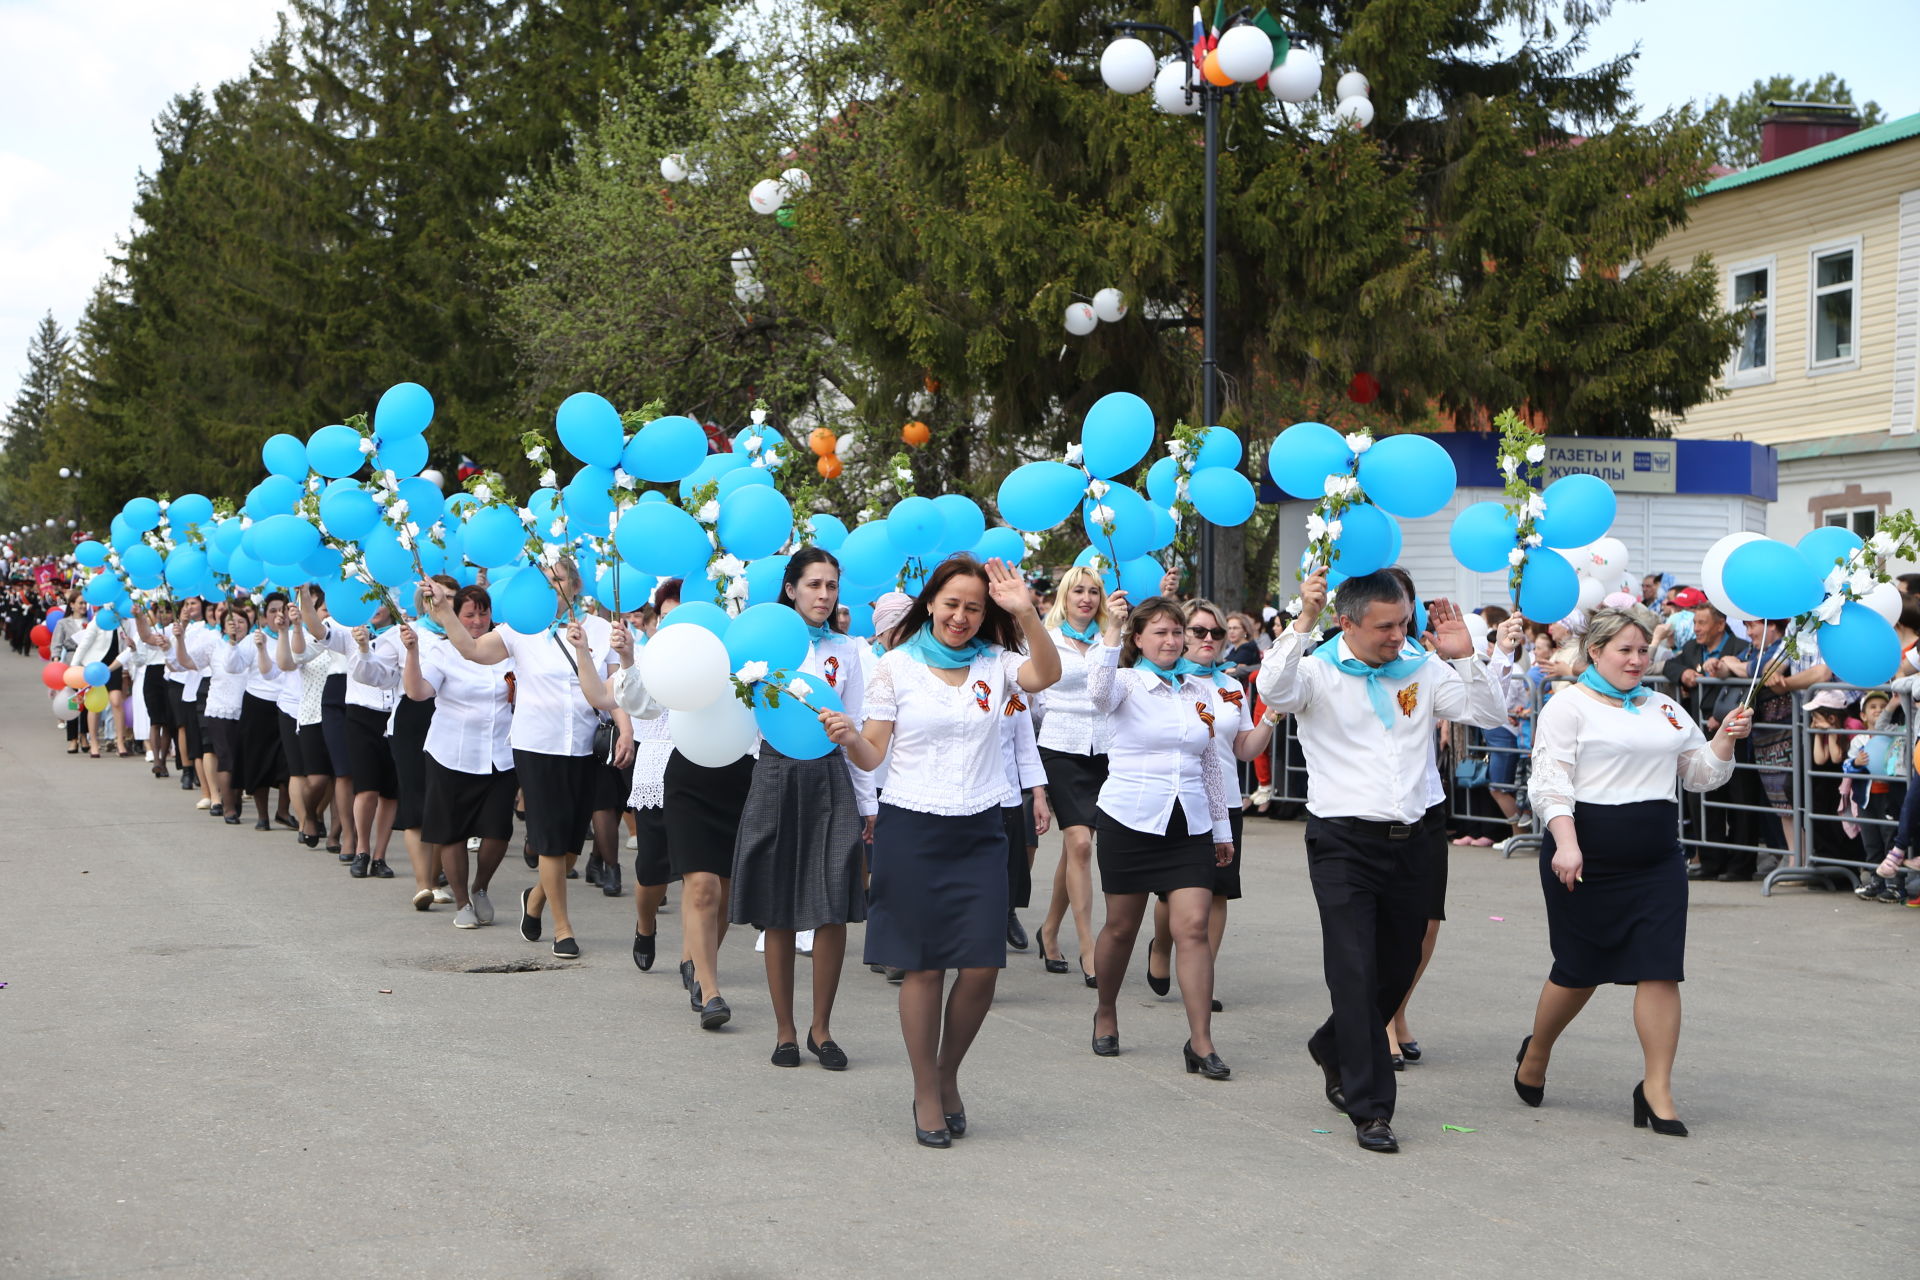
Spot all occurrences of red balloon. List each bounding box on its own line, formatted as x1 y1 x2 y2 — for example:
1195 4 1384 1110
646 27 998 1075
30 624 50 645
41 662 68 691
1348 372 1381 405
37 645 51 660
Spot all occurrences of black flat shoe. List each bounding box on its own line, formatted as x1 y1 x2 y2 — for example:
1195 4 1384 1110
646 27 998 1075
1210 998 1224 1013
224 814 242 825
337 850 353 863
771 1042 801 1068
1355 1118 1400 1153
807 1033 848 1071
254 819 270 831
551 936 579 959
699 996 731 1030
523 850 537 870
912 1102 951 1150
1391 1053 1405 1072
369 858 394 879
1632 1081 1688 1136
519 888 541 942
632 931 655 972
325 842 341 855
885 967 905 984
1005 909 1028 950
1183 1040 1231 1080
679 959 696 991
1400 1040 1422 1063
1308 1039 1347 1112
274 814 298 830
1037 931 1069 975
1091 1011 1119 1058
349 853 370 878
1513 1034 1544 1107
298 832 319 848
1145 941 1171 997
209 804 223 817
1080 959 1097 989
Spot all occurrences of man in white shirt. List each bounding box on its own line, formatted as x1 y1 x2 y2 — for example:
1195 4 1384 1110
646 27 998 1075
1257 567 1510 1154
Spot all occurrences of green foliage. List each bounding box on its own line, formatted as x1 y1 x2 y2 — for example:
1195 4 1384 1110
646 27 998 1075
1703 74 1885 171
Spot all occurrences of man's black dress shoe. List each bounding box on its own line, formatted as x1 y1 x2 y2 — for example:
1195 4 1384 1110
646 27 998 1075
1308 1040 1346 1112
1355 1119 1400 1153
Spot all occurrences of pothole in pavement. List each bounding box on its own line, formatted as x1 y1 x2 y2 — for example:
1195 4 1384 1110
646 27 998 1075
403 953 581 973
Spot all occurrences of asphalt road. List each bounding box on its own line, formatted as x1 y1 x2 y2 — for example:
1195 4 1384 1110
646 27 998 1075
3 666 1916 1279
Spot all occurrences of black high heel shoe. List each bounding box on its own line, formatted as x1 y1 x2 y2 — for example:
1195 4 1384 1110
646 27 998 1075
1091 1011 1119 1057
1080 958 1097 989
1183 1041 1231 1080
1632 1081 1688 1136
944 1110 967 1138
912 1101 951 1149
1036 930 1069 975
1145 940 1171 997
1513 1034 1544 1108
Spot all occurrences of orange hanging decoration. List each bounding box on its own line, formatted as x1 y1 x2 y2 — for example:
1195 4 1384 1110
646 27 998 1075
816 454 843 479
808 427 837 456
1202 51 1234 87
901 420 931 447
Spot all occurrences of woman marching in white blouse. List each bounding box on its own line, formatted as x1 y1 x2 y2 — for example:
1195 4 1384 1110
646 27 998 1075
1517 605 1752 1136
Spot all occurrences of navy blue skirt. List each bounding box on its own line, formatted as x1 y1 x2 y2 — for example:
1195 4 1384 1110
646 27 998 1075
1540 799 1685 987
863 803 1007 971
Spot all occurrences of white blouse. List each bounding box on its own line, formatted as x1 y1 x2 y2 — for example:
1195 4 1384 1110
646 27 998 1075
204 638 253 719
1087 647 1231 843
864 645 1029 816
498 615 615 758
1034 626 1112 756
322 620 402 715
166 623 218 697
415 639 515 774
801 631 878 818
998 698 1046 807
1207 672 1251 801
1528 686 1734 824
290 636 344 726
242 633 284 702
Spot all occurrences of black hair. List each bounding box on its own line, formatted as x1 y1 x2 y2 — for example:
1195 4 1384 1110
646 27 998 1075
1336 570 1411 625
1898 573 1920 595
655 578 683 608
452 585 492 615
263 591 289 608
780 546 844 632
305 584 326 605
892 554 1026 654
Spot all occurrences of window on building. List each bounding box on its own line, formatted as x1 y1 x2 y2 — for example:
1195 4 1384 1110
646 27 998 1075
1727 259 1772 386
1823 508 1877 538
1808 239 1861 371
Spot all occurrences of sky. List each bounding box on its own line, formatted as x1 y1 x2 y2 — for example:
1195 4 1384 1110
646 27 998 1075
2 0 1917 416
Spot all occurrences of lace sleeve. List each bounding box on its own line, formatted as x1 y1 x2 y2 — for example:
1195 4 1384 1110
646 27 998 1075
1678 744 1735 792
1083 645 1125 714
865 653 897 723
1200 716 1232 842
1526 696 1579 823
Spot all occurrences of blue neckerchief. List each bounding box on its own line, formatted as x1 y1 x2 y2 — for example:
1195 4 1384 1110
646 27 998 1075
1311 635 1428 729
201 620 220 632
901 623 986 669
1578 665 1651 714
367 622 393 638
870 640 887 658
805 622 835 642
260 626 280 641
414 615 445 636
1189 658 1234 688
1059 618 1100 644
1134 656 1205 687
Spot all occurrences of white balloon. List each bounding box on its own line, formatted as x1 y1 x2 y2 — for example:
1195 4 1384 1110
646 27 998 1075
1335 70 1371 100
1577 576 1606 613
639 624 731 711
1153 60 1200 115
1267 46 1322 104
1701 531 1766 625
730 248 756 278
834 432 860 459
1100 37 1158 95
748 178 786 215
669 696 757 767
1864 580 1902 624
416 468 445 491
1334 96 1376 129
1091 287 1128 323
50 689 79 722
779 167 812 194
1215 25 1274 84
734 276 766 303
1063 303 1098 337
1582 536 1628 579
659 153 689 183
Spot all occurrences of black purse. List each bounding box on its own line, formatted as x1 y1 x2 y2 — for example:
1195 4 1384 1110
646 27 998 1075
553 630 617 765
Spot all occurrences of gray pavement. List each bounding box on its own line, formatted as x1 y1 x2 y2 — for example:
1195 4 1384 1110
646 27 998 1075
2 666 1916 1280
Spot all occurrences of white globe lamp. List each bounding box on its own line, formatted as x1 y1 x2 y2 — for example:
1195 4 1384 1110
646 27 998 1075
1100 38 1158 95
1267 47 1321 104
1091 288 1128 323
1215 26 1274 84
1152 60 1200 115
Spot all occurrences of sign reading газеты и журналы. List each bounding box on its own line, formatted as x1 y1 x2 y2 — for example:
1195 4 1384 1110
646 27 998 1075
1543 437 1675 494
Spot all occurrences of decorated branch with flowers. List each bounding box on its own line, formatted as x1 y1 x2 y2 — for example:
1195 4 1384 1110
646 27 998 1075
1494 409 1549 599
728 661 823 713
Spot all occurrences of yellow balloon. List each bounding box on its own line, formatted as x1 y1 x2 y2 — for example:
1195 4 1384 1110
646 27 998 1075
83 686 109 713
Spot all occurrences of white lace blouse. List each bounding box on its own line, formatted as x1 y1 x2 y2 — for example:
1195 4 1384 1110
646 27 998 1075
1086 647 1232 843
864 645 1029 816
1033 626 1112 756
1528 686 1734 824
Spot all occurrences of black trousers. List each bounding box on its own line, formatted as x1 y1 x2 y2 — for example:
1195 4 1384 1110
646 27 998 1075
1303 814 1431 1125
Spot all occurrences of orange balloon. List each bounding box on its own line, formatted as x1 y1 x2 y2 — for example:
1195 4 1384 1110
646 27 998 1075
1202 51 1233 87
901 420 931 447
809 427 837 456
816 454 843 479
63 666 87 689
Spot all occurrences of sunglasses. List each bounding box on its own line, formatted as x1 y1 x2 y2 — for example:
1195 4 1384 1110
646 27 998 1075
1187 626 1227 640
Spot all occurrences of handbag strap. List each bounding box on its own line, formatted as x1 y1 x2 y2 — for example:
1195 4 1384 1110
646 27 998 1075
551 628 613 727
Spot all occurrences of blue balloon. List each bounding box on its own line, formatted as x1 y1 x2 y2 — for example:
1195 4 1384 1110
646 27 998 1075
1268 422 1353 501
1117 556 1164 603
168 493 214 530
808 514 849 551
622 415 708 483
94 605 122 629
83 572 123 606
264 559 308 589
587 560 654 612
211 518 245 555
250 514 320 567
1534 474 1616 549
374 382 434 437
363 526 416 588
731 425 791 469
1357 435 1456 520
1513 549 1580 623
262 433 309 480
207 543 232 575
396 476 445 529
1080 392 1155 479
997 461 1087 532
319 487 380 541
226 549 265 590
753 679 841 760
74 539 107 568
661 599 730 638
717 466 775 499
324 576 379 628
165 547 208 589
677 452 749 505
446 492 477 516
555 391 625 468
844 603 875 635
1449 501 1520 573
300 545 343 579
1188 468 1256 527
84 661 112 687
1796 525 1864 576
1073 544 1120 592
839 521 900 589
1822 603 1901 688
972 526 1026 565
371 432 428 479
245 476 301 519
1328 503 1397 578
109 514 139 553
725 602 811 672
717 485 792 561
121 543 164 588
1144 503 1176 551
122 497 162 533
1723 539 1825 620
495 567 559 633
638 490 667 505
563 465 617 533
526 487 565 541
1083 485 1152 562
932 494 986 553
1192 426 1243 471
613 501 709 579
306 424 365 479
888 496 944 556
1145 456 1179 507
745 555 792 607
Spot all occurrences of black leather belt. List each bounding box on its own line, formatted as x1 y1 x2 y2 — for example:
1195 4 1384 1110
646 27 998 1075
1315 814 1423 841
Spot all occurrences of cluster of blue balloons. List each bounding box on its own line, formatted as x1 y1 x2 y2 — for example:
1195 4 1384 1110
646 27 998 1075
1718 526 1902 688
1268 422 1461 581
1445 467 1616 622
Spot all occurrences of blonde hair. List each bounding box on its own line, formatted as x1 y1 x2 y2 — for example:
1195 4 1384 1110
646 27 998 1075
1184 597 1226 629
1583 605 1660 663
1044 564 1109 631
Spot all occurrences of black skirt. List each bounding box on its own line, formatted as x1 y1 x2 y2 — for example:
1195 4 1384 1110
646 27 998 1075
235 693 287 794
1040 747 1109 830
390 697 434 830
513 748 595 858
1419 802 1448 922
178 684 205 760
142 666 173 730
729 747 865 930
1540 799 1685 987
344 705 398 798
204 714 238 774
1212 806 1246 900
864 803 1007 971
591 757 635 813
296 722 331 776
1003 801 1032 909
632 803 676 886
1095 802 1214 897
276 711 303 777
319 702 351 777
663 750 756 878
420 754 517 845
